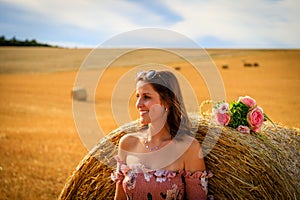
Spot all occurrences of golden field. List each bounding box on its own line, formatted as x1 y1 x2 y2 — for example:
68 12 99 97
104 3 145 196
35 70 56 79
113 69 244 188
0 47 299 199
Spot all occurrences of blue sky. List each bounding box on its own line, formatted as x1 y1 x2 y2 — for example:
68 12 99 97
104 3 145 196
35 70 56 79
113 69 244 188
0 0 299 48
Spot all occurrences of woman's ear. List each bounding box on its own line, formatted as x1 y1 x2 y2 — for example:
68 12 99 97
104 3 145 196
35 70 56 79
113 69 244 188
162 103 169 112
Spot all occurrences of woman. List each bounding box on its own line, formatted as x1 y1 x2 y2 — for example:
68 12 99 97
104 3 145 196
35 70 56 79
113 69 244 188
112 70 211 200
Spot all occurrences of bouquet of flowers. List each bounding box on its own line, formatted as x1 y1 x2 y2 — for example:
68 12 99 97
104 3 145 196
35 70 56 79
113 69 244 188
213 96 274 133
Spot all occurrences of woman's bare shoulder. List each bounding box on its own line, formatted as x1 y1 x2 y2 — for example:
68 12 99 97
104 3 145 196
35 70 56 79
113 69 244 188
179 134 202 156
180 134 201 147
118 132 141 151
180 134 205 171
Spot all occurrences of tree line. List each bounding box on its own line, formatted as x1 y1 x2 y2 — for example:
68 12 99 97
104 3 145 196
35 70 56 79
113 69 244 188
0 36 56 47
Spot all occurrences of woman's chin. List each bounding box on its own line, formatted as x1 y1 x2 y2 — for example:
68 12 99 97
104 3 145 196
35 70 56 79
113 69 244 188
139 117 150 125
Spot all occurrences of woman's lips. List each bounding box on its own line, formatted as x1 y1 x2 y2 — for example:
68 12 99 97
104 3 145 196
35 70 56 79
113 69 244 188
139 110 149 116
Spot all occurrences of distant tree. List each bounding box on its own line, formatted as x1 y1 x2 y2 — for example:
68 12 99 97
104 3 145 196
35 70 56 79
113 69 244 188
0 35 9 46
30 39 37 45
0 35 54 47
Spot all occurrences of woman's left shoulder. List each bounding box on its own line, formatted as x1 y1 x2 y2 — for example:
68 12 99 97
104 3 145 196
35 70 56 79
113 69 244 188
181 135 206 172
180 134 201 151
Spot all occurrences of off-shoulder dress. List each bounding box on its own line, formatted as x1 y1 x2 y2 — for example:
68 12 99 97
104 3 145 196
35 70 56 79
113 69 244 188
111 157 212 200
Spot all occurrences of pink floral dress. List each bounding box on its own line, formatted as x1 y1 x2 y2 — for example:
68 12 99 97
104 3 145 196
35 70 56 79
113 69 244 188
111 157 212 200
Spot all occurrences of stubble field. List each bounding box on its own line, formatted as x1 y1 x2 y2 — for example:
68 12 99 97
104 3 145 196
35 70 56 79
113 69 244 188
0 47 299 199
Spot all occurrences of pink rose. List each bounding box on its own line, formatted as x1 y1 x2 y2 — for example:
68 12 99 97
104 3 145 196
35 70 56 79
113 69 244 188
238 96 256 108
217 102 229 114
247 107 264 132
216 112 231 125
236 125 251 134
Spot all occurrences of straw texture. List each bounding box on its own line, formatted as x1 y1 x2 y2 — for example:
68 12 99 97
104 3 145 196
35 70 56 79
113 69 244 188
58 115 299 200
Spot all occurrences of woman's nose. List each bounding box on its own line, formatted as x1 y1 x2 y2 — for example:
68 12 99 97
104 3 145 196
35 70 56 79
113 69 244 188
136 97 143 108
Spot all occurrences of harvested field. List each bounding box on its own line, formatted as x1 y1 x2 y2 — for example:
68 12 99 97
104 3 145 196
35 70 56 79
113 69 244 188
0 47 299 199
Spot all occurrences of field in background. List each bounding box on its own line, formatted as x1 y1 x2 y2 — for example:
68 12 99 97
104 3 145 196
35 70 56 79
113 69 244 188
0 47 299 199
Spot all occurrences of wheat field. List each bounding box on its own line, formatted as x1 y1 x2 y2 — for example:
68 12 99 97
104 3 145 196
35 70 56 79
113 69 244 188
0 47 299 199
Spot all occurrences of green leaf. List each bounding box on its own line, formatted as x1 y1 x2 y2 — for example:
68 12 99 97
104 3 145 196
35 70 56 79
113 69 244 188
228 101 250 128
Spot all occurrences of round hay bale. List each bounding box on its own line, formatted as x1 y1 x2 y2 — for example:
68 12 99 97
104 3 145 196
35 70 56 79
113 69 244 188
244 63 252 67
71 87 87 101
174 66 181 71
222 65 229 69
58 115 299 200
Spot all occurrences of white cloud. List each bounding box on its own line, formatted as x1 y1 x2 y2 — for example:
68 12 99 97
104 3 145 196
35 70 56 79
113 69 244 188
164 0 300 47
2 0 139 33
1 0 299 47
2 0 177 34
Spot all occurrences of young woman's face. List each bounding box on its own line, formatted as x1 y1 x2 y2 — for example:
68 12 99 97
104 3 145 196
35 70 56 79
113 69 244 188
136 81 166 125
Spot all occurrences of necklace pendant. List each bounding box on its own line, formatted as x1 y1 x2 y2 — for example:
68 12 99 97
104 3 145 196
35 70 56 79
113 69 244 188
144 138 159 151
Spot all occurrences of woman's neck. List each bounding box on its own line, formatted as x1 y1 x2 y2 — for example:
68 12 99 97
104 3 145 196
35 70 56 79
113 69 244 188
147 124 171 143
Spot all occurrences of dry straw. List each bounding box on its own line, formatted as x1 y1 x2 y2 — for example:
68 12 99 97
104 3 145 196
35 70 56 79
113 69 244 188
59 114 299 200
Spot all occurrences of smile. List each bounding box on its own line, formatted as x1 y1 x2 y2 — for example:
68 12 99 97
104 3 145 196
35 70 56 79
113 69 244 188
139 110 149 116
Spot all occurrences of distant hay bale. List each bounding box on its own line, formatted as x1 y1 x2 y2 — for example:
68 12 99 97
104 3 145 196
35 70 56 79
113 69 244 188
174 66 181 71
243 63 252 67
222 65 229 69
242 60 260 68
71 87 87 101
58 115 299 200
242 60 253 67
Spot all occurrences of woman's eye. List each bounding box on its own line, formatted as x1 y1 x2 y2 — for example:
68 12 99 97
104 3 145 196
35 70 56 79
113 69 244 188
136 94 150 99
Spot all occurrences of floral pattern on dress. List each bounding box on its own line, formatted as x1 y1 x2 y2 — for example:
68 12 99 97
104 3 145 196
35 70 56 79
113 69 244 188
164 184 183 199
184 170 213 195
123 169 138 190
111 156 213 200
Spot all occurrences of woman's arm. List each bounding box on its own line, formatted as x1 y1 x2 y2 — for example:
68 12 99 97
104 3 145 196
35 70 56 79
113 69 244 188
184 138 206 172
184 138 208 200
114 182 126 200
114 134 133 200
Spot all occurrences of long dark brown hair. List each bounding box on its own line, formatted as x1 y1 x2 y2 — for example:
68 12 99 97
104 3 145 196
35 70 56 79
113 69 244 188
136 70 191 138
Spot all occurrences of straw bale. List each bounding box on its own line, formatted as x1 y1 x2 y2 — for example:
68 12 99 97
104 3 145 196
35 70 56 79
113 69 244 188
71 87 87 101
58 115 299 200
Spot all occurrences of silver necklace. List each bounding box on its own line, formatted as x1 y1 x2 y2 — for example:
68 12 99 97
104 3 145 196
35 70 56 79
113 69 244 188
144 139 159 151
